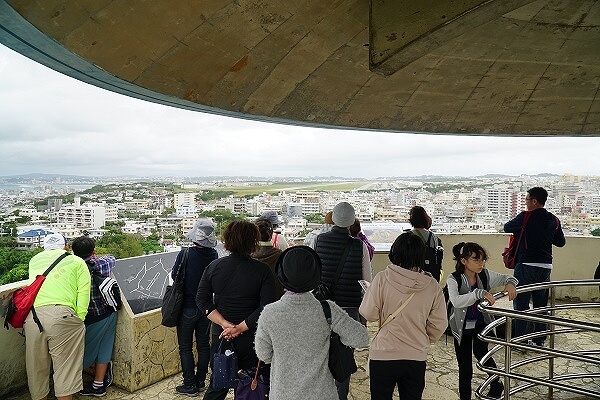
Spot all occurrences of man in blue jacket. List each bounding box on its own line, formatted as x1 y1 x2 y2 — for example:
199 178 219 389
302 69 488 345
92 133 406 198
504 187 566 347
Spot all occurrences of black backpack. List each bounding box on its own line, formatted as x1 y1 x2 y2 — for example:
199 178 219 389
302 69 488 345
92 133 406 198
443 270 489 336
415 231 443 282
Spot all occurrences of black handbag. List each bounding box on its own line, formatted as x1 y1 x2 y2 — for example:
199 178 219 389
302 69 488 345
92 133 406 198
161 247 189 327
212 338 239 390
319 300 357 382
234 360 270 400
312 237 353 301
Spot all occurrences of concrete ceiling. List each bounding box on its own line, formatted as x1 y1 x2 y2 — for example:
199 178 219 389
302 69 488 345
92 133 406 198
1 0 599 136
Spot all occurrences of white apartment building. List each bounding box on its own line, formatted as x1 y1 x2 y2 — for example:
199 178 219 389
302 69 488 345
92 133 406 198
587 195 600 214
104 203 119 222
174 192 196 209
245 200 259 216
176 203 198 218
122 221 144 234
123 200 151 212
485 189 513 220
57 203 106 229
294 191 320 205
286 217 307 231
17 207 39 218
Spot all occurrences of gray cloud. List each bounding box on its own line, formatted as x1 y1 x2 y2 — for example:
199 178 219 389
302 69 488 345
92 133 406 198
1 44 599 179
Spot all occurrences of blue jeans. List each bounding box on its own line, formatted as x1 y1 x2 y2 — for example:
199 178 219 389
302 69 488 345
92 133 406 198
513 264 551 344
177 307 210 388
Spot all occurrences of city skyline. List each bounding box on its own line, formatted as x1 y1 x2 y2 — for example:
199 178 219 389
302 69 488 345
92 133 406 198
1 44 600 179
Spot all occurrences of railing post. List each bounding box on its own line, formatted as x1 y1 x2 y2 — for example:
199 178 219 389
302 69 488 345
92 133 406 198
504 317 511 400
548 286 556 398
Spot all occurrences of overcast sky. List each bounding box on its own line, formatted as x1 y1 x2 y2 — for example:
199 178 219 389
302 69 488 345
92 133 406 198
0 44 598 179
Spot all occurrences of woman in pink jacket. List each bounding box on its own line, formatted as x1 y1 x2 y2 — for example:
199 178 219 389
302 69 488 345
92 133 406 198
359 232 447 400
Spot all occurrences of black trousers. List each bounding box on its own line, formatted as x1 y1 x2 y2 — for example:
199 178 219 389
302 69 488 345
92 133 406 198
453 327 498 400
335 307 363 400
369 359 426 400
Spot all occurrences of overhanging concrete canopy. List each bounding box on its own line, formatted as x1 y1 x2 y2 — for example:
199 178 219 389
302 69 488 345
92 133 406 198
1 0 599 136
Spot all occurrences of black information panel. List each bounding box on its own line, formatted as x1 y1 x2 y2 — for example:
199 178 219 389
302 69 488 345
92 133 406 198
112 245 228 314
113 251 179 314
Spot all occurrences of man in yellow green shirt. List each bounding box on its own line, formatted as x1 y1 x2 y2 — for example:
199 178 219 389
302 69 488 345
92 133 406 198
24 233 91 400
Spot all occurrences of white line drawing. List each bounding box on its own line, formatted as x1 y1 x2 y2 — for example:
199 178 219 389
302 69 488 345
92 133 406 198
119 255 174 300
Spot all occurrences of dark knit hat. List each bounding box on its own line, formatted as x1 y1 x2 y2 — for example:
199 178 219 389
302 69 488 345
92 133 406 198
276 246 321 293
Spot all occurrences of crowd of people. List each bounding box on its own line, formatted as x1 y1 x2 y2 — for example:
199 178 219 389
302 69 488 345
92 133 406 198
20 186 567 400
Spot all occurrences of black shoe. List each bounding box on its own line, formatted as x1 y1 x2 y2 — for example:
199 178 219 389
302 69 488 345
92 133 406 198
175 385 199 397
79 384 107 397
104 361 113 388
488 380 504 399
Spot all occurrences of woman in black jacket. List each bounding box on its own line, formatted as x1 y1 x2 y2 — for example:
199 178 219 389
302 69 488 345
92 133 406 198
171 218 219 396
196 220 275 400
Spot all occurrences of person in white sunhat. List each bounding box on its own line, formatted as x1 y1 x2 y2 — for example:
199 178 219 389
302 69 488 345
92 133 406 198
24 233 90 400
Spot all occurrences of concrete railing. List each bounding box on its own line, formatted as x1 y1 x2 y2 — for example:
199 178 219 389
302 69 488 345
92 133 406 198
0 234 598 397
372 234 600 302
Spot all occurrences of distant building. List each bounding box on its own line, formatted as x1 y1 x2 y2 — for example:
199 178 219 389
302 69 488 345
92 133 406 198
103 203 119 222
86 228 108 240
16 228 54 250
485 188 513 220
174 193 196 209
57 201 106 229
175 203 198 218
287 204 304 218
47 198 63 211
181 217 196 234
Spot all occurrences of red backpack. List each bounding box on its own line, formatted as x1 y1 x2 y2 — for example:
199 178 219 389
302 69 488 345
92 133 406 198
4 252 69 330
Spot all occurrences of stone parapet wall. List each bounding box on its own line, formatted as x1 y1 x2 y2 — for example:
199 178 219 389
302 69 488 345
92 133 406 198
112 302 181 392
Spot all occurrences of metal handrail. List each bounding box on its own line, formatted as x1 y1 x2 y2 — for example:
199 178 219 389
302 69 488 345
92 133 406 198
475 279 600 399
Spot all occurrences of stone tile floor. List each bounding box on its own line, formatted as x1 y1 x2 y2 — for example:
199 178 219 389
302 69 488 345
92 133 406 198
7 300 599 399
